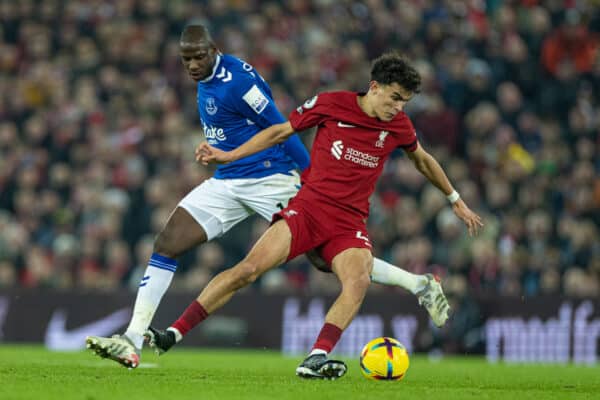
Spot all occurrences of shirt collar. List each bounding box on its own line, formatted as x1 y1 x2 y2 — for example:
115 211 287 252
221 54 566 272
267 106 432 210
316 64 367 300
200 53 222 83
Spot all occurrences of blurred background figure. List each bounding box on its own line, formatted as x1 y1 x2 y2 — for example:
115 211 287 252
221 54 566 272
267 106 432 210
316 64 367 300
0 0 598 302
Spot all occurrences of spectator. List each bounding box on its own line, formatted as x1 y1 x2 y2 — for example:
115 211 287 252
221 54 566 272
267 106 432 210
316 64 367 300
0 1 597 299
541 9 599 77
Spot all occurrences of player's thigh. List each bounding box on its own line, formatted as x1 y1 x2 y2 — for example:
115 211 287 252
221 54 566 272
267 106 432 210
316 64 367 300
236 173 301 220
330 247 373 283
155 207 208 257
243 219 293 274
178 177 251 241
319 228 374 274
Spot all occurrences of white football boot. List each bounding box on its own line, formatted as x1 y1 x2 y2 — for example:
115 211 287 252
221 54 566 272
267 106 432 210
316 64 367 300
416 274 450 327
86 334 140 368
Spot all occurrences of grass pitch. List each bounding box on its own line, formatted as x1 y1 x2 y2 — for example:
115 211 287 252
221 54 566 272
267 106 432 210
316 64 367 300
0 345 598 400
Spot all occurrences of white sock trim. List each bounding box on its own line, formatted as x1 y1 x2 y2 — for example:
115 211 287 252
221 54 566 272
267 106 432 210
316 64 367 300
167 327 183 343
309 348 328 356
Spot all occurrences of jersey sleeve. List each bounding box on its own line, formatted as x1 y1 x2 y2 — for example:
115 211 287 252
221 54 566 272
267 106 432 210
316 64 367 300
396 117 419 152
282 135 310 171
229 75 287 129
228 72 310 170
288 94 330 132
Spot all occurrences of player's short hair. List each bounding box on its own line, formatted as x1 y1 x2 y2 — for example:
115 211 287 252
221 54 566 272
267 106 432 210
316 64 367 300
180 24 214 45
371 52 421 93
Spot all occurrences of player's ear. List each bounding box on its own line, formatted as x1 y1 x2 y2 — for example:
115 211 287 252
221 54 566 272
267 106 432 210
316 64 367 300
368 80 379 93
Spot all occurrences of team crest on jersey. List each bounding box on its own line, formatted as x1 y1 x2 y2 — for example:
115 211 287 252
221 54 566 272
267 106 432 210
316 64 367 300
376 130 389 148
206 97 218 115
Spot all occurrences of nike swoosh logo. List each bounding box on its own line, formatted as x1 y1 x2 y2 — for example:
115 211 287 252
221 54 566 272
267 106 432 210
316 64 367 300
337 122 355 128
44 307 131 350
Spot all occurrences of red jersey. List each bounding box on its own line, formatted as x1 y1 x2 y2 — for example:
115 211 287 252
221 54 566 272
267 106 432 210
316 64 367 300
289 91 418 219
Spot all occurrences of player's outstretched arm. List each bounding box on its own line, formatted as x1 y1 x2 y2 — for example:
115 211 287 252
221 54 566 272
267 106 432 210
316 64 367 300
197 121 295 165
282 134 310 171
405 143 484 236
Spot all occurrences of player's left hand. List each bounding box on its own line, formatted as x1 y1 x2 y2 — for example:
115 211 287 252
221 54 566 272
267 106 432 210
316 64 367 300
452 199 484 236
195 142 233 165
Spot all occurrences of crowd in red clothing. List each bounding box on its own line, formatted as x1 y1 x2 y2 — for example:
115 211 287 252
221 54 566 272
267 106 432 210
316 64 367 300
0 1 598 300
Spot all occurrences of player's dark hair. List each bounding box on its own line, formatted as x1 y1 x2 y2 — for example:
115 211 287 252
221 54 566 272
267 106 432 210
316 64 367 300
180 24 214 45
371 52 421 93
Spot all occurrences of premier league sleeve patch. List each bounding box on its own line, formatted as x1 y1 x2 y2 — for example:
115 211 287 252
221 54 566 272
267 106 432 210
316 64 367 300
242 84 269 114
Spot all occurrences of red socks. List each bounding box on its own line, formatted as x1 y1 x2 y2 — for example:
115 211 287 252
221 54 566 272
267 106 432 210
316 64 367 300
311 323 343 353
170 302 343 354
171 301 208 336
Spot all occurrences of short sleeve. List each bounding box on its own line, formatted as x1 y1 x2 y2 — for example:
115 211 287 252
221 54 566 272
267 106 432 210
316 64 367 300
396 116 418 152
288 94 329 132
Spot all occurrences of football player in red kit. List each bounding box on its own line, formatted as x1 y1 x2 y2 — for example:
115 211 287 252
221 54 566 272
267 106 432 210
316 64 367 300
151 52 483 379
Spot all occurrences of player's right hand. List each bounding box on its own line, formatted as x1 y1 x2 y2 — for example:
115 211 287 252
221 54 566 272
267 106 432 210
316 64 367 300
452 199 484 236
195 142 233 165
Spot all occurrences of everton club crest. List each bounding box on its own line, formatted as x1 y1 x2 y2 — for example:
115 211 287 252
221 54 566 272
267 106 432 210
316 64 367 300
206 97 218 115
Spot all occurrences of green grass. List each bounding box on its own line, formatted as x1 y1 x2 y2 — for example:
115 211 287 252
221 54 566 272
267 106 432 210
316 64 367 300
0 345 598 400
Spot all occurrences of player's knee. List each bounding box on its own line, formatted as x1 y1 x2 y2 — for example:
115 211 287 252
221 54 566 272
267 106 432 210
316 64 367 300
234 260 261 285
153 233 178 259
351 272 371 294
341 268 371 296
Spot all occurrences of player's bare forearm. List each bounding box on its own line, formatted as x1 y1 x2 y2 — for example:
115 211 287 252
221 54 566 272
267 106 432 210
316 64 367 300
406 143 483 235
407 145 454 195
419 156 454 194
198 122 295 164
228 121 295 162
418 155 485 236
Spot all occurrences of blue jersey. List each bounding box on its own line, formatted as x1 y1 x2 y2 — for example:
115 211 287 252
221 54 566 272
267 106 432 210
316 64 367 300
197 54 309 179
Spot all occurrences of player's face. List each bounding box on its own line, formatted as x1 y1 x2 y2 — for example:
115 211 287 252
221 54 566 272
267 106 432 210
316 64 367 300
370 82 414 121
180 41 217 81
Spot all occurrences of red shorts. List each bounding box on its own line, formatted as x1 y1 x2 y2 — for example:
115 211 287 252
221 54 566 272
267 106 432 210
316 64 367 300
272 196 372 266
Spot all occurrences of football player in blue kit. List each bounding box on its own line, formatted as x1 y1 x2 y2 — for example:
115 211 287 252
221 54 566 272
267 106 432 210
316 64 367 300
86 25 448 368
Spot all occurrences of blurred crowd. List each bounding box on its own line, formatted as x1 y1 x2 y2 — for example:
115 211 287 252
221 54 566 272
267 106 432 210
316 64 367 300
0 0 599 304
